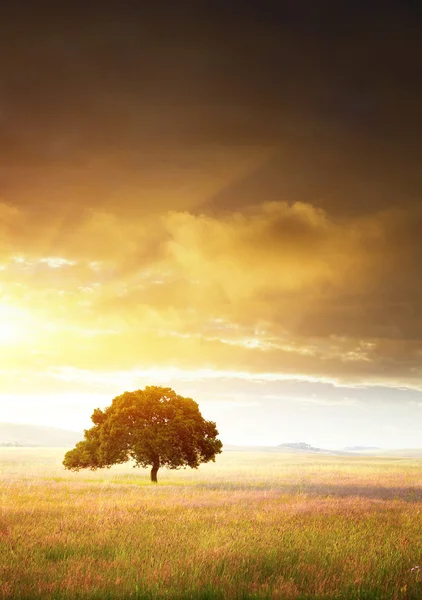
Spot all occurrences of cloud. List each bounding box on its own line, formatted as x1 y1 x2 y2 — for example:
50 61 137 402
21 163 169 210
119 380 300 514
2 193 422 392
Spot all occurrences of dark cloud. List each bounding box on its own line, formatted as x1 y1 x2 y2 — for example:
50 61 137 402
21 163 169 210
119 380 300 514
1 2 420 215
1 2 422 394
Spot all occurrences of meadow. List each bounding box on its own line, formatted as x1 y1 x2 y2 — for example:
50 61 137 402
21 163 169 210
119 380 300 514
1 448 422 599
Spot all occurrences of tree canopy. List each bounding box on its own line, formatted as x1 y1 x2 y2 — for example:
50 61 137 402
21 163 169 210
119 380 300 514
63 386 223 482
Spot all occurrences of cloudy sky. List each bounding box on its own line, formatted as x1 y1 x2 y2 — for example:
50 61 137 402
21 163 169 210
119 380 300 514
1 2 422 448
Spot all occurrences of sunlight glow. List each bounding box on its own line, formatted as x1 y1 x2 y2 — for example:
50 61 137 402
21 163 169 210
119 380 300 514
0 304 31 345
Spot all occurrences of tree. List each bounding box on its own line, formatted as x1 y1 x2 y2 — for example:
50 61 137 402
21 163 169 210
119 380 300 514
63 386 223 482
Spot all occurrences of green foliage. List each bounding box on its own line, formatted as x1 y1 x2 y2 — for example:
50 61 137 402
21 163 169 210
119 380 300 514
63 386 222 480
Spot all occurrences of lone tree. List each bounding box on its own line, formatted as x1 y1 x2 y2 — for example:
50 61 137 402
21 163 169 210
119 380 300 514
63 386 222 482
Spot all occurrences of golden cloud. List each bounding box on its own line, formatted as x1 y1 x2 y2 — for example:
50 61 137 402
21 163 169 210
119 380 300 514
1 198 422 390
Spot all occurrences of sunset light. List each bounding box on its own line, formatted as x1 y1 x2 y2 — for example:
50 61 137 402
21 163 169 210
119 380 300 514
0 304 30 345
1 2 422 599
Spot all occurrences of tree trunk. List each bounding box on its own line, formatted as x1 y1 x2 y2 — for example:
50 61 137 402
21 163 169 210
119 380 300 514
151 462 159 483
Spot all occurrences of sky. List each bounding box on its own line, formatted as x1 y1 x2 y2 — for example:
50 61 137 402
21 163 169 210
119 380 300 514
1 1 422 449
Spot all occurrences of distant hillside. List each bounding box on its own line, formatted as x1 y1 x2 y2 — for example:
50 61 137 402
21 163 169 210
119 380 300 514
0 423 82 447
223 443 351 455
278 442 321 452
344 446 381 452
223 444 422 458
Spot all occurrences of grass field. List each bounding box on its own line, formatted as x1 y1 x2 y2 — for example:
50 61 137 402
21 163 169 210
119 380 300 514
1 448 422 599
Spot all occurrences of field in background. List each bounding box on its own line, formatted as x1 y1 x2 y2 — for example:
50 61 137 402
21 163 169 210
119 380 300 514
2 449 422 599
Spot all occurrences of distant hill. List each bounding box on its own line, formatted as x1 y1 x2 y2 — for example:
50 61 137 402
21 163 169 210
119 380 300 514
0 423 82 447
223 443 351 455
223 444 422 458
344 446 381 452
278 442 321 452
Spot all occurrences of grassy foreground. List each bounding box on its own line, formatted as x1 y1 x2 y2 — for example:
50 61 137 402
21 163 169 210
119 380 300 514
1 449 422 599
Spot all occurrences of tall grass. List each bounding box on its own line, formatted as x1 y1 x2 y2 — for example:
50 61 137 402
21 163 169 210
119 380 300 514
1 448 422 599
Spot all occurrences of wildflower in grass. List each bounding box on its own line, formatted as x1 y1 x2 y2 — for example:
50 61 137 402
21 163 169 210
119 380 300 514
411 565 421 582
